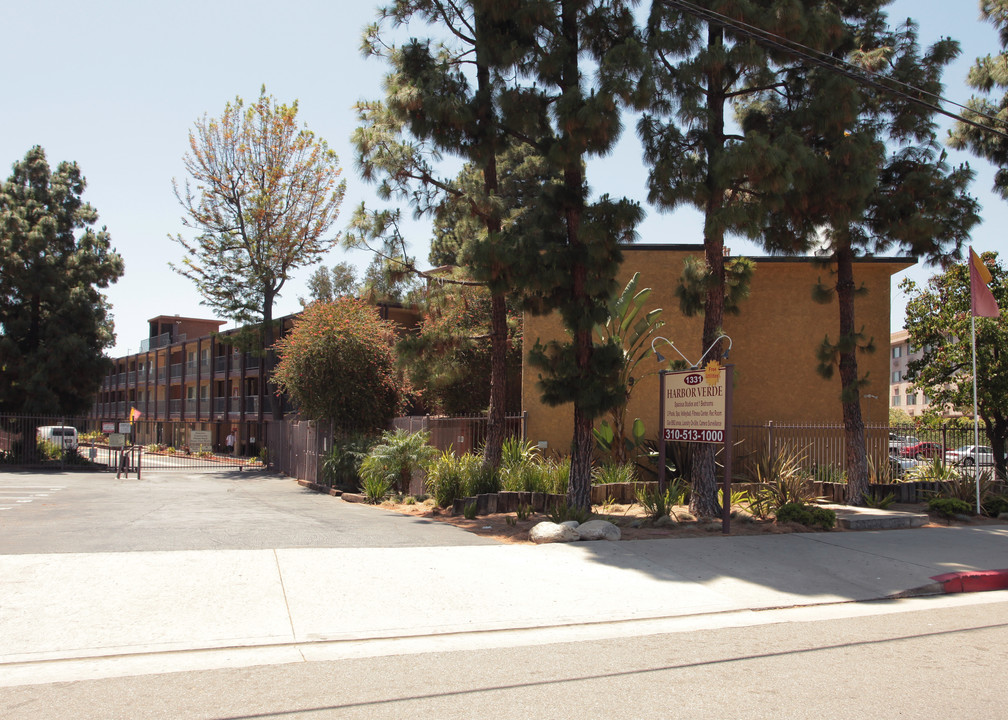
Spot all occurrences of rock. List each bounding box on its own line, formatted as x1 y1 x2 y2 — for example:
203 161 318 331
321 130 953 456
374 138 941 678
999 512 1008 521
529 521 579 544
654 515 675 527
575 519 621 541
560 520 580 529
629 519 643 529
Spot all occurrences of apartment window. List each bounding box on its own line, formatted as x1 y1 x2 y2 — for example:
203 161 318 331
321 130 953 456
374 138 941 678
892 346 902 359
891 370 901 383
907 394 917 406
892 393 901 406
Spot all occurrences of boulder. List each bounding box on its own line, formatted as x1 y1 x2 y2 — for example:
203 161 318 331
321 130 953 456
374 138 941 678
575 519 621 541
560 520 580 530
529 521 579 544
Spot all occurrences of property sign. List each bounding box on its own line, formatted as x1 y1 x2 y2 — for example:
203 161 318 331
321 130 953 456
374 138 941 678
190 430 212 447
102 422 116 433
661 362 727 444
118 422 132 434
109 433 126 448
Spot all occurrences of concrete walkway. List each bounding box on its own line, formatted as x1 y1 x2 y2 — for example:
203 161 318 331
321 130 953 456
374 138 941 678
3 524 1008 686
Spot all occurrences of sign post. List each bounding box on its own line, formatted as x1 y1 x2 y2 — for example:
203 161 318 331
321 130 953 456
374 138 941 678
659 362 734 534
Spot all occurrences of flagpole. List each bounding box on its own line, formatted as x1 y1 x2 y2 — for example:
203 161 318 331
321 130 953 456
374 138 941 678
971 311 980 514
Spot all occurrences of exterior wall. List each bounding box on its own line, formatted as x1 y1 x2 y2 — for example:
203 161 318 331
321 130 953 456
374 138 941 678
522 246 912 452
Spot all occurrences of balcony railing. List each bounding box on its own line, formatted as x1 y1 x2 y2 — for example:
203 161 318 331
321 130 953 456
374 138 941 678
214 356 227 373
169 363 183 379
169 399 182 416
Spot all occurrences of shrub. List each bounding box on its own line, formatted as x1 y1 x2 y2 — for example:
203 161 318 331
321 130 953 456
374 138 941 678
548 503 592 524
749 443 818 508
775 502 836 530
927 497 973 519
466 463 501 496
636 478 688 520
592 462 637 485
983 494 1008 517
272 299 405 432
321 434 377 488
359 429 438 495
463 501 478 520
361 474 394 504
426 450 475 507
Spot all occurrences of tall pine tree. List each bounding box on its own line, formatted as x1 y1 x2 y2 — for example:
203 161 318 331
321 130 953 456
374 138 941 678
505 0 646 508
0 146 124 415
639 0 828 517
352 0 539 468
748 7 979 504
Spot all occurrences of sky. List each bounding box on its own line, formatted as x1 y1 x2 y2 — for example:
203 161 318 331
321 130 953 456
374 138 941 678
1 0 1005 357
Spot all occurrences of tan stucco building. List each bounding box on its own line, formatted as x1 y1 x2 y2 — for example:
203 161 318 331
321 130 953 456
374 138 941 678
522 245 913 452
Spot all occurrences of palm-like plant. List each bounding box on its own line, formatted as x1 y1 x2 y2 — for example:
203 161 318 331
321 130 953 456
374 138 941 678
593 273 664 464
358 429 438 495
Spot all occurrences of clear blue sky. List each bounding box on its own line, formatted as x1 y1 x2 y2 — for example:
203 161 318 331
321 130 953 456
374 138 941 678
1 0 1003 356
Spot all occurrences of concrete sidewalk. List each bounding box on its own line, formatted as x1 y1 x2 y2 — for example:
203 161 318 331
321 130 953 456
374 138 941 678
2 525 1008 686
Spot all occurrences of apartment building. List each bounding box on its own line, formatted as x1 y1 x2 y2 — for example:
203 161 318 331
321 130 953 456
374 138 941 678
90 304 421 455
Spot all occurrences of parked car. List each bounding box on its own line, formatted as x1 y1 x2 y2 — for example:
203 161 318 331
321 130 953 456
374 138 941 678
944 445 994 467
899 441 941 460
36 425 79 450
889 434 919 455
889 455 917 479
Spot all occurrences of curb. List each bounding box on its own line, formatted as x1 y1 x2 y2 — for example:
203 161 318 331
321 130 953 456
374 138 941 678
929 569 1008 594
892 569 1008 598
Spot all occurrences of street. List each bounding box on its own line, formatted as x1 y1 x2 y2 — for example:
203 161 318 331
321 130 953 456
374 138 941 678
3 597 1007 719
2 469 1008 718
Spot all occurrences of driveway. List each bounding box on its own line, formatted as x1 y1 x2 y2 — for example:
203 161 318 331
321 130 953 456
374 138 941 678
0 470 497 554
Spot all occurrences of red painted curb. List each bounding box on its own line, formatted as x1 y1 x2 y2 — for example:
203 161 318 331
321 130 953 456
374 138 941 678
930 569 1008 594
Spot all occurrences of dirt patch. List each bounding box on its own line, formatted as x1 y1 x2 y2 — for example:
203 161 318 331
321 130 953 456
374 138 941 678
368 498 1003 544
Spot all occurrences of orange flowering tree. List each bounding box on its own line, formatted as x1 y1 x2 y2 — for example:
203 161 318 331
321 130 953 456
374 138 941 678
272 299 404 432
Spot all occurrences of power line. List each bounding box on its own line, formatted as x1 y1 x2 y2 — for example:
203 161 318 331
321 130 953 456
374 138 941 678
664 0 1008 143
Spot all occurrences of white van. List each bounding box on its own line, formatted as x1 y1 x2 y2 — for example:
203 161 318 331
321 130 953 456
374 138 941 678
36 425 79 451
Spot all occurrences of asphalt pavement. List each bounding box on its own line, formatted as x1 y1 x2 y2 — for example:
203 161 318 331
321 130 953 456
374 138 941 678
2 465 1008 688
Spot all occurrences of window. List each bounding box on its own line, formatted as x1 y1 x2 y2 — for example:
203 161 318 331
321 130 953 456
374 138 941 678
892 394 901 406
892 370 901 383
892 346 902 359
907 394 917 405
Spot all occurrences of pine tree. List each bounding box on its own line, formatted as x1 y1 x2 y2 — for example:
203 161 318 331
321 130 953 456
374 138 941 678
749 9 979 504
639 0 824 517
505 0 646 509
949 0 1008 197
352 0 540 468
0 146 124 415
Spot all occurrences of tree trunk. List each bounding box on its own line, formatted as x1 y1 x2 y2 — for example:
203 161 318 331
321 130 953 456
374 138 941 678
836 246 868 505
263 289 281 421
474 11 507 471
483 292 507 469
569 398 594 510
690 22 726 520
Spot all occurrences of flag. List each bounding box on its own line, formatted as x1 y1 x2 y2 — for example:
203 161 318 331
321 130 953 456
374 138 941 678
969 246 1000 318
129 407 142 422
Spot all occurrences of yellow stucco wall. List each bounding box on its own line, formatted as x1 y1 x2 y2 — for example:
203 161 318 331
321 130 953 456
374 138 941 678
522 246 913 453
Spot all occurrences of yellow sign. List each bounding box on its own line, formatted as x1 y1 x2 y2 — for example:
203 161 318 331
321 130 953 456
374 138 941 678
704 360 721 386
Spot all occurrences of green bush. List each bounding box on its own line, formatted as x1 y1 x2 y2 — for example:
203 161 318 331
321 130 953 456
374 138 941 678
359 429 438 495
321 434 377 488
927 497 973 519
775 502 836 530
467 463 501 496
548 503 592 524
360 474 394 504
272 299 405 432
636 478 688 520
983 494 1008 517
592 462 637 485
425 450 475 507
